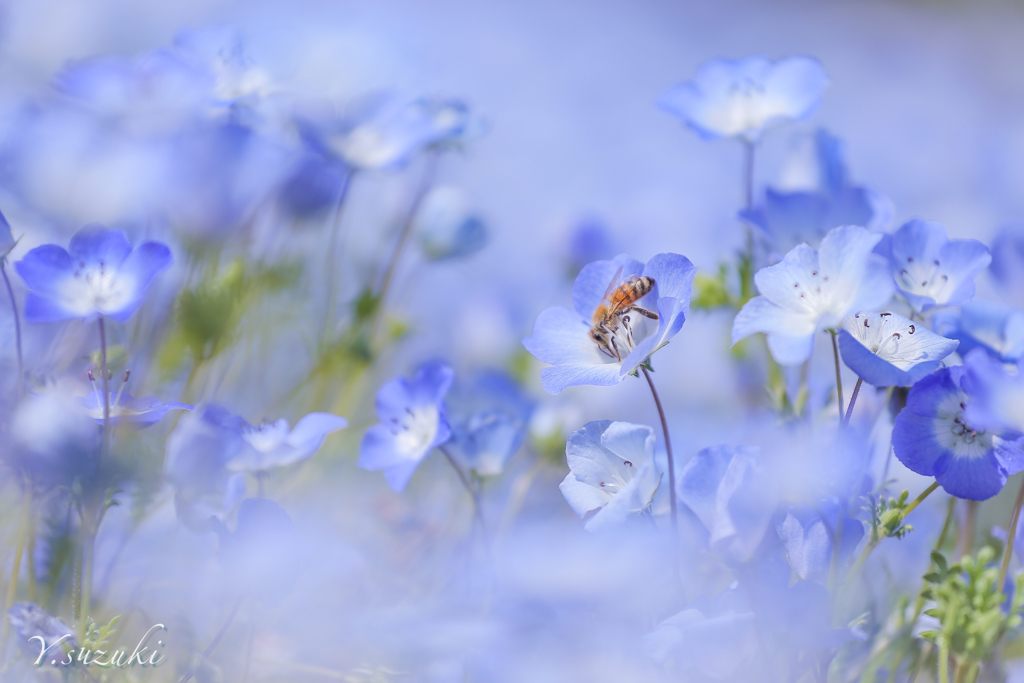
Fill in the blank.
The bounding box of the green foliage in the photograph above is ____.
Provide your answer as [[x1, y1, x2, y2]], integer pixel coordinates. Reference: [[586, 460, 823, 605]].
[[866, 490, 916, 542], [691, 265, 733, 311], [919, 548, 1024, 666], [82, 615, 120, 651]]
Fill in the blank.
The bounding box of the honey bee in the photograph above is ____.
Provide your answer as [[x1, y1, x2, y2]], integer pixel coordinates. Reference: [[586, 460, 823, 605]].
[[590, 268, 659, 360]]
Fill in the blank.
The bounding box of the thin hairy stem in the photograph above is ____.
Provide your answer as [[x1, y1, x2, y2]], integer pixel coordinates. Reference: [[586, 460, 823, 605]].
[[320, 169, 355, 344], [0, 487, 30, 652], [843, 378, 863, 427], [831, 331, 844, 419], [439, 445, 487, 538], [914, 496, 957, 619], [962, 500, 978, 561], [642, 366, 680, 548], [998, 475, 1024, 592], [2, 262, 23, 398], [178, 596, 244, 683]]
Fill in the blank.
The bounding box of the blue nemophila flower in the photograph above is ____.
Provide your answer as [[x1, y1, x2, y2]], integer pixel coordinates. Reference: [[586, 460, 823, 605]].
[[414, 186, 488, 261], [658, 55, 829, 143], [732, 225, 893, 365], [892, 366, 1024, 500], [838, 311, 958, 387], [742, 129, 890, 258], [7, 391, 100, 487], [962, 348, 1024, 435], [165, 403, 247, 531], [775, 499, 863, 582], [227, 412, 348, 472], [444, 370, 534, 477], [559, 421, 662, 532], [934, 301, 1024, 364], [6, 602, 75, 662], [677, 445, 777, 563], [357, 361, 454, 492], [878, 219, 991, 313], [522, 252, 696, 394], [80, 372, 190, 428], [15, 224, 171, 323]]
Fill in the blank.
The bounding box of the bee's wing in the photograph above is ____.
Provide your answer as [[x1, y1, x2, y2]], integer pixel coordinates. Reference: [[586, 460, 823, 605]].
[[600, 265, 624, 304]]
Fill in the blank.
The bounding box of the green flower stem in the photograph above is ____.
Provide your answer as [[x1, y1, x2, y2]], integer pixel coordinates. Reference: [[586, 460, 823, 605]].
[[843, 378, 863, 427], [830, 330, 844, 420], [914, 496, 958, 619], [848, 482, 940, 586], [998, 475, 1024, 593], [0, 486, 31, 654], [642, 366, 678, 542]]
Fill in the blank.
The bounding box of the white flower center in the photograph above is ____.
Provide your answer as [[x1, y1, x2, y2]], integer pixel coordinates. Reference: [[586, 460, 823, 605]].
[[242, 420, 290, 453], [723, 78, 770, 136], [898, 255, 951, 300], [391, 406, 439, 456], [61, 260, 135, 317], [932, 391, 992, 458]]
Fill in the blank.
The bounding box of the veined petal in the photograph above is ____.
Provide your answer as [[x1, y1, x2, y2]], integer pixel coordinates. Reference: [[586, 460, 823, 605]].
[[935, 450, 1006, 501], [67, 224, 132, 268], [540, 364, 623, 394], [15, 245, 74, 298], [847, 254, 895, 313], [892, 410, 947, 477], [560, 472, 612, 518], [585, 464, 661, 532], [731, 296, 815, 344], [816, 225, 883, 305], [642, 252, 696, 308], [765, 332, 816, 366], [752, 244, 820, 310], [571, 254, 645, 321], [523, 306, 608, 366], [23, 293, 82, 323]]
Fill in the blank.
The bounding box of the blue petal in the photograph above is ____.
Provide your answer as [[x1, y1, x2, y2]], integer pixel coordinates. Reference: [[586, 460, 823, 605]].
[[103, 241, 173, 322], [620, 294, 684, 376], [383, 460, 423, 492], [677, 445, 736, 532], [643, 252, 697, 308], [409, 360, 455, 407], [936, 238, 992, 308], [523, 306, 607, 366], [22, 293, 80, 323], [892, 410, 947, 477], [15, 245, 73, 298], [571, 254, 645, 321], [838, 329, 912, 387], [540, 363, 622, 395], [995, 437, 1024, 477], [764, 56, 830, 123], [67, 224, 132, 268], [357, 424, 425, 472], [766, 332, 816, 366], [287, 412, 348, 453], [936, 450, 1006, 501], [731, 296, 815, 344]]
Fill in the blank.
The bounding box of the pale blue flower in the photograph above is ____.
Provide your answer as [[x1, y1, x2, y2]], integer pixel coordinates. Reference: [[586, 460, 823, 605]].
[[559, 420, 662, 532], [227, 412, 348, 472], [676, 445, 777, 563], [15, 224, 171, 323], [658, 55, 829, 142], [80, 374, 190, 428], [214, 498, 300, 605], [962, 348, 1024, 435], [6, 602, 75, 661], [933, 301, 1024, 363], [892, 366, 1024, 500], [878, 219, 991, 313], [7, 391, 100, 487], [444, 370, 534, 477], [838, 311, 958, 387], [414, 186, 488, 261], [732, 225, 893, 365], [990, 224, 1024, 309], [775, 499, 863, 582], [742, 129, 891, 257], [523, 252, 696, 394], [357, 361, 454, 492]]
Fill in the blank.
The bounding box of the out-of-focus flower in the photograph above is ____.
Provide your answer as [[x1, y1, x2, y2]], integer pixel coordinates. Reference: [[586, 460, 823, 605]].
[[80, 374, 190, 428], [15, 224, 171, 323], [214, 498, 300, 605], [676, 445, 777, 563], [775, 499, 863, 582], [7, 391, 100, 486], [523, 252, 696, 394], [990, 224, 1024, 309], [564, 217, 616, 276], [933, 301, 1024, 363], [559, 420, 662, 532], [0, 207, 15, 255], [227, 412, 347, 472], [326, 97, 483, 171], [838, 311, 958, 387], [732, 225, 893, 365], [165, 403, 247, 531], [962, 348, 1024, 434], [444, 370, 534, 477], [878, 219, 991, 314], [6, 602, 75, 661], [357, 361, 454, 492], [658, 55, 829, 143], [645, 607, 758, 676], [892, 366, 1024, 500], [414, 186, 488, 261], [742, 129, 890, 257]]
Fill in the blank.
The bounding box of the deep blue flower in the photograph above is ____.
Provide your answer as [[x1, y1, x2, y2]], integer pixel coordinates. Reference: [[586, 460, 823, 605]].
[[15, 224, 171, 323], [523, 252, 696, 394], [164, 403, 247, 531], [933, 301, 1024, 364], [732, 225, 893, 365], [742, 129, 890, 258], [775, 499, 864, 582], [676, 445, 777, 562], [878, 219, 991, 313], [357, 361, 454, 492], [559, 421, 662, 532], [414, 186, 489, 261], [838, 311, 958, 387], [892, 366, 1024, 500], [658, 55, 829, 142], [443, 370, 534, 477], [227, 412, 348, 472]]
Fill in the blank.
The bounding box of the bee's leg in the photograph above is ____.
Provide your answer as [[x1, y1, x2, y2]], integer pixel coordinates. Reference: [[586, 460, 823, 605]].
[[622, 305, 659, 321]]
